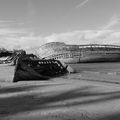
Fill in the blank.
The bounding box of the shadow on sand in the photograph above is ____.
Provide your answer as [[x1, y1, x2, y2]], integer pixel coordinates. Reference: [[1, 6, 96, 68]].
[[0, 83, 65, 94], [0, 84, 120, 119]]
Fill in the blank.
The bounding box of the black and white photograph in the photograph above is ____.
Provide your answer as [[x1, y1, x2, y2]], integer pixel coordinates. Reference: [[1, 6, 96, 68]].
[[0, 0, 120, 119]]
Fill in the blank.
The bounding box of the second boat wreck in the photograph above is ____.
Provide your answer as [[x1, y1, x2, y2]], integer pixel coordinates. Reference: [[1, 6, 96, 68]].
[[37, 42, 120, 63]]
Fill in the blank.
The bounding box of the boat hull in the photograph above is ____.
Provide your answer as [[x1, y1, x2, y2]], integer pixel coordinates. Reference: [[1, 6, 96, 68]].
[[58, 53, 120, 63], [13, 55, 69, 82], [37, 42, 120, 64]]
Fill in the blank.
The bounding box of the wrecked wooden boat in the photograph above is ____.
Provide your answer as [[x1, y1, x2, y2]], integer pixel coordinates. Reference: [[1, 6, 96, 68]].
[[38, 42, 120, 63], [13, 55, 69, 82]]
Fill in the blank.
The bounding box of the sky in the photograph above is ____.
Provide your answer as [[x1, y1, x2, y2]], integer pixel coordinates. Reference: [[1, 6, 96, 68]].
[[0, 0, 120, 50]]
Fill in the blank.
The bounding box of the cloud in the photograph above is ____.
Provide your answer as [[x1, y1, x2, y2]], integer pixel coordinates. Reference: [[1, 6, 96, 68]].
[[45, 30, 120, 45], [0, 30, 46, 50], [0, 15, 120, 51], [0, 20, 44, 50], [101, 14, 120, 30], [0, 20, 24, 27], [76, 0, 89, 8], [1, 28, 120, 51], [0, 20, 14, 27]]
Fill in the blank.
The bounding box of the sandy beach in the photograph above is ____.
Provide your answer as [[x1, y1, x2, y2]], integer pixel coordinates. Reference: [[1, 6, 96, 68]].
[[0, 63, 120, 120]]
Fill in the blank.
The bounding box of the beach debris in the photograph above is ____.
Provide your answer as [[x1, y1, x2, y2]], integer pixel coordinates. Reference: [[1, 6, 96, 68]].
[[0, 50, 26, 65]]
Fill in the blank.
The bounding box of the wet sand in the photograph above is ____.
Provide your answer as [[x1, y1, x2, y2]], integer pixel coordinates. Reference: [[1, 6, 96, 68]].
[[0, 63, 120, 120]]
